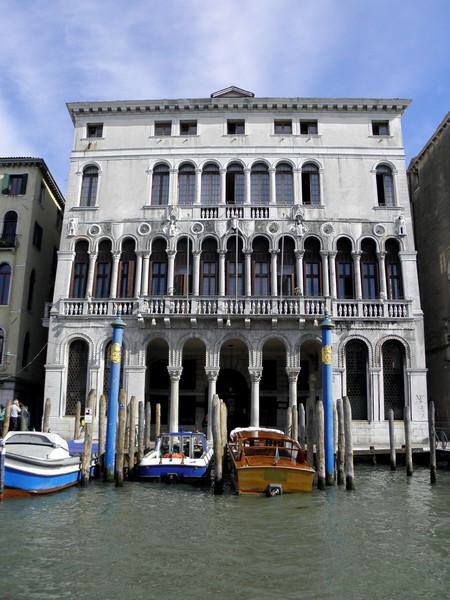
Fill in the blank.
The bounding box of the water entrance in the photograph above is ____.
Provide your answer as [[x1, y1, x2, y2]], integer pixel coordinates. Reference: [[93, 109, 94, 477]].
[[217, 368, 249, 430]]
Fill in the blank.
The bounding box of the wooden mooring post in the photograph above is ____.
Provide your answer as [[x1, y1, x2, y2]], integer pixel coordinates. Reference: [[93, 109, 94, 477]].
[[343, 396, 354, 490], [98, 394, 107, 473], [428, 401, 436, 484], [404, 406, 413, 476], [388, 408, 396, 471], [316, 399, 325, 490], [42, 398, 51, 433], [292, 404, 298, 442], [306, 375, 316, 466], [138, 401, 145, 465], [144, 402, 151, 450], [299, 403, 306, 447], [155, 403, 161, 439], [81, 389, 95, 485], [212, 394, 224, 494], [336, 398, 345, 486], [128, 395, 137, 477], [115, 390, 127, 487], [2, 400, 11, 437], [74, 400, 81, 440], [0, 438, 5, 501]]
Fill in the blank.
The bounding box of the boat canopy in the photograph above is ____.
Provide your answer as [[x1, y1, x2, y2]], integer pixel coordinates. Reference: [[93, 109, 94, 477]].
[[4, 431, 70, 452]]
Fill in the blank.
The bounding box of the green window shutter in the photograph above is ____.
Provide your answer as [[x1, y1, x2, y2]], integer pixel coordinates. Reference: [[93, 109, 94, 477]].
[[20, 174, 28, 195], [1, 174, 10, 194]]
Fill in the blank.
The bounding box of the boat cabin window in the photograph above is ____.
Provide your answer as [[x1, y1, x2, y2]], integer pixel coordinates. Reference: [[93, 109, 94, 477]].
[[158, 434, 204, 458], [5, 434, 54, 447]]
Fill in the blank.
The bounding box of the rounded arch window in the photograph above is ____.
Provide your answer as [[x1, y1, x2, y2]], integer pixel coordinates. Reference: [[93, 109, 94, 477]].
[[376, 164, 394, 206], [71, 240, 89, 298], [302, 163, 320, 205], [118, 238, 136, 298], [0, 262, 12, 304], [151, 164, 169, 206], [336, 238, 354, 299], [251, 162, 269, 205], [150, 238, 168, 296], [276, 163, 293, 205], [383, 340, 405, 419], [178, 163, 196, 205], [201, 237, 218, 296], [304, 237, 322, 296], [94, 240, 112, 298], [80, 166, 99, 207], [201, 163, 220, 205], [2, 210, 18, 245], [361, 239, 379, 299], [66, 339, 89, 415], [226, 162, 245, 205], [346, 340, 368, 420], [385, 239, 403, 299]]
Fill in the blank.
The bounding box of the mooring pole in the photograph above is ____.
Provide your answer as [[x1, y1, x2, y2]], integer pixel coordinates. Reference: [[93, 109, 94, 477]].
[[320, 309, 335, 485], [104, 312, 126, 482], [0, 438, 5, 501]]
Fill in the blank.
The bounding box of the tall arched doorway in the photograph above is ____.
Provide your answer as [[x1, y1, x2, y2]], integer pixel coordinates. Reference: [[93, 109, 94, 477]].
[[218, 338, 250, 430]]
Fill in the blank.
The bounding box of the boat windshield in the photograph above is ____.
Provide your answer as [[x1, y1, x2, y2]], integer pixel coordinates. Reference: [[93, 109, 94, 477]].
[[158, 434, 204, 458], [5, 434, 55, 447], [231, 437, 305, 463]]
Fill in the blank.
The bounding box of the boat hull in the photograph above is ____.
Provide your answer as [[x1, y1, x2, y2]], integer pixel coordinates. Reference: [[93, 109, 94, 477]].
[[137, 462, 211, 481], [4, 455, 81, 494], [232, 465, 315, 494]]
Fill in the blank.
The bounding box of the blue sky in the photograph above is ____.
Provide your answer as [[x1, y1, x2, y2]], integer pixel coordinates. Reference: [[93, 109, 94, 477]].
[[0, 0, 448, 192]]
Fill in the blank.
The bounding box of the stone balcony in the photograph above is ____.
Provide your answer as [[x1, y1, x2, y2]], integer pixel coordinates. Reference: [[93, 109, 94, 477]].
[[54, 296, 412, 322]]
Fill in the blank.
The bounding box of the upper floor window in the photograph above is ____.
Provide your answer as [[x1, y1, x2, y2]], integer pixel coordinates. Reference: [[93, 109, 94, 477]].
[[94, 240, 112, 298], [275, 163, 293, 205], [274, 120, 292, 134], [80, 166, 99, 207], [336, 238, 354, 299], [376, 165, 395, 207], [227, 120, 245, 135], [361, 239, 379, 299], [304, 237, 322, 297], [1, 211, 17, 246], [70, 240, 89, 298], [87, 123, 103, 138], [201, 163, 220, 205], [155, 121, 172, 136], [300, 120, 318, 135], [0, 263, 11, 304], [302, 163, 320, 205], [385, 239, 403, 300], [178, 163, 196, 205], [151, 164, 169, 206], [33, 222, 43, 251], [226, 163, 245, 205], [180, 120, 197, 136], [150, 239, 168, 296], [201, 238, 218, 296], [1, 173, 28, 195], [251, 162, 269, 205], [118, 238, 136, 298], [372, 121, 390, 136]]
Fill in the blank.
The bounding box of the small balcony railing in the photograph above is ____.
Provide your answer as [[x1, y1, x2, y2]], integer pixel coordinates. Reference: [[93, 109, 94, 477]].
[[57, 296, 412, 320], [0, 236, 16, 249]]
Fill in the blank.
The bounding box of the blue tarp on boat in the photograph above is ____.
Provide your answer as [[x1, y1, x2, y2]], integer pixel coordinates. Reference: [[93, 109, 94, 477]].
[[68, 440, 99, 455]]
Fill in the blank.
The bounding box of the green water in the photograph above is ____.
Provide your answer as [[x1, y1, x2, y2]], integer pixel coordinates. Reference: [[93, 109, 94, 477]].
[[1, 467, 449, 600]]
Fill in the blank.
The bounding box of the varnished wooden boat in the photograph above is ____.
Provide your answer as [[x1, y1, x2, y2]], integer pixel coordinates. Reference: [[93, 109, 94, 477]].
[[228, 428, 315, 495]]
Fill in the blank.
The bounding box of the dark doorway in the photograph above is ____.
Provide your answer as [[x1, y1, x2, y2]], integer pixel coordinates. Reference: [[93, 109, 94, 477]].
[[217, 368, 250, 431]]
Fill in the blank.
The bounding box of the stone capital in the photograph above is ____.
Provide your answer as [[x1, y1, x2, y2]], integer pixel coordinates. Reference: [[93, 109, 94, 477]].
[[248, 368, 263, 383], [294, 250, 304, 259], [285, 367, 300, 383], [167, 366, 183, 381], [352, 251, 362, 260], [204, 368, 220, 382]]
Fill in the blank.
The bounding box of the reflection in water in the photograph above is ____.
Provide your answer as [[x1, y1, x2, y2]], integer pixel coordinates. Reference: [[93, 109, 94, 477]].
[[1, 467, 450, 600]]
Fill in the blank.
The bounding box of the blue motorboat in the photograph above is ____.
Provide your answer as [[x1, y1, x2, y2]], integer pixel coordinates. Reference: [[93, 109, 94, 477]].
[[3, 431, 82, 494], [137, 431, 213, 482]]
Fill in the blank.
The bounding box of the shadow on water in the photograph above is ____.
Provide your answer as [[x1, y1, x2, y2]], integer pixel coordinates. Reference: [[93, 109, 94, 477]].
[[1, 466, 450, 600]]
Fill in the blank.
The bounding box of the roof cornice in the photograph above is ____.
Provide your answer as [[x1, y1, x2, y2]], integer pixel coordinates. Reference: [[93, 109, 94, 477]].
[[67, 96, 411, 124], [0, 157, 65, 207], [408, 111, 450, 172]]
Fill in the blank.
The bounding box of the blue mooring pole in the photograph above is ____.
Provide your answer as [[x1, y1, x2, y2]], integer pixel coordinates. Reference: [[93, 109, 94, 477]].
[[104, 312, 126, 482], [320, 308, 335, 485]]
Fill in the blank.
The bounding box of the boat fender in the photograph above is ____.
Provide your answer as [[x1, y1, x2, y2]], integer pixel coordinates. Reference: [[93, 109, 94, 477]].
[[266, 484, 283, 497]]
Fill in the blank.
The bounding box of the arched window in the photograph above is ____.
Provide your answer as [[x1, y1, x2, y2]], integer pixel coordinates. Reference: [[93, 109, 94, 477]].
[[276, 163, 294, 205], [201, 163, 220, 205], [178, 163, 196, 205], [151, 164, 169, 206], [2, 211, 17, 245], [118, 238, 136, 298], [304, 238, 321, 297], [71, 240, 89, 298], [226, 163, 245, 205], [27, 269, 36, 311], [252, 237, 270, 295], [251, 162, 270, 205], [383, 340, 405, 419], [385, 239, 403, 299], [336, 238, 354, 299], [94, 240, 112, 298], [80, 166, 99, 207], [346, 340, 368, 420], [302, 163, 320, 205], [0, 263, 12, 304], [22, 332, 30, 367], [277, 237, 295, 295], [66, 339, 89, 415], [174, 238, 193, 295], [0, 329, 4, 364], [361, 239, 379, 299], [103, 340, 125, 395], [150, 239, 168, 295], [376, 165, 394, 206], [201, 238, 218, 295], [226, 235, 244, 295]]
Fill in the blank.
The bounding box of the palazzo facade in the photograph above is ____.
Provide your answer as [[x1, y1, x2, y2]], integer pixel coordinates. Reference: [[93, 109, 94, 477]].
[[44, 86, 428, 445]]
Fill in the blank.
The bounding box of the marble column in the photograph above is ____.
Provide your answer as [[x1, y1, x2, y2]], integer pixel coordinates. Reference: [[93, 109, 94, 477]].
[[244, 168, 251, 205], [244, 251, 252, 297], [295, 250, 304, 296], [110, 252, 121, 299], [269, 168, 276, 205], [169, 168, 177, 205], [141, 252, 150, 297], [218, 250, 226, 296], [377, 251, 387, 300], [352, 251, 362, 300], [193, 250, 201, 296], [220, 169, 226, 205], [205, 368, 219, 443], [167, 250, 176, 296], [134, 252, 143, 298], [168, 366, 183, 432], [270, 250, 278, 297], [195, 168, 202, 205], [293, 167, 301, 204], [85, 252, 97, 298], [329, 251, 337, 298], [321, 251, 330, 297], [249, 368, 263, 427], [286, 367, 300, 433]]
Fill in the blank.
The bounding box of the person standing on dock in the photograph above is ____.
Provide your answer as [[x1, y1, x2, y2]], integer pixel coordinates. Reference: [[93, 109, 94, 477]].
[[10, 400, 21, 431]]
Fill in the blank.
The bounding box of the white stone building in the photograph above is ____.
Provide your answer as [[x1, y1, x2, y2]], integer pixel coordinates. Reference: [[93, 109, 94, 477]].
[[44, 86, 428, 446]]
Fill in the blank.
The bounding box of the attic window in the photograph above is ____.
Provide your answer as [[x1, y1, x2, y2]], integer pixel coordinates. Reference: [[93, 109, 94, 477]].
[[300, 120, 318, 135], [227, 120, 245, 134], [372, 121, 390, 136], [274, 120, 292, 134], [87, 123, 103, 138], [180, 120, 197, 135]]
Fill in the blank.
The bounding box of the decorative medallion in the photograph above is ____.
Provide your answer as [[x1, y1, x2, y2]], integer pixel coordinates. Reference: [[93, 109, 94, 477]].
[[88, 224, 101, 236], [267, 222, 279, 234], [321, 222, 334, 236], [321, 344, 332, 365], [110, 343, 121, 364], [373, 223, 386, 237], [137, 222, 151, 236], [191, 222, 204, 235]]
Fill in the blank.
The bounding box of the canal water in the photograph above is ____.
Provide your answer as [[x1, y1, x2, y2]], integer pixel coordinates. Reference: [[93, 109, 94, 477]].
[[1, 466, 449, 600]]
